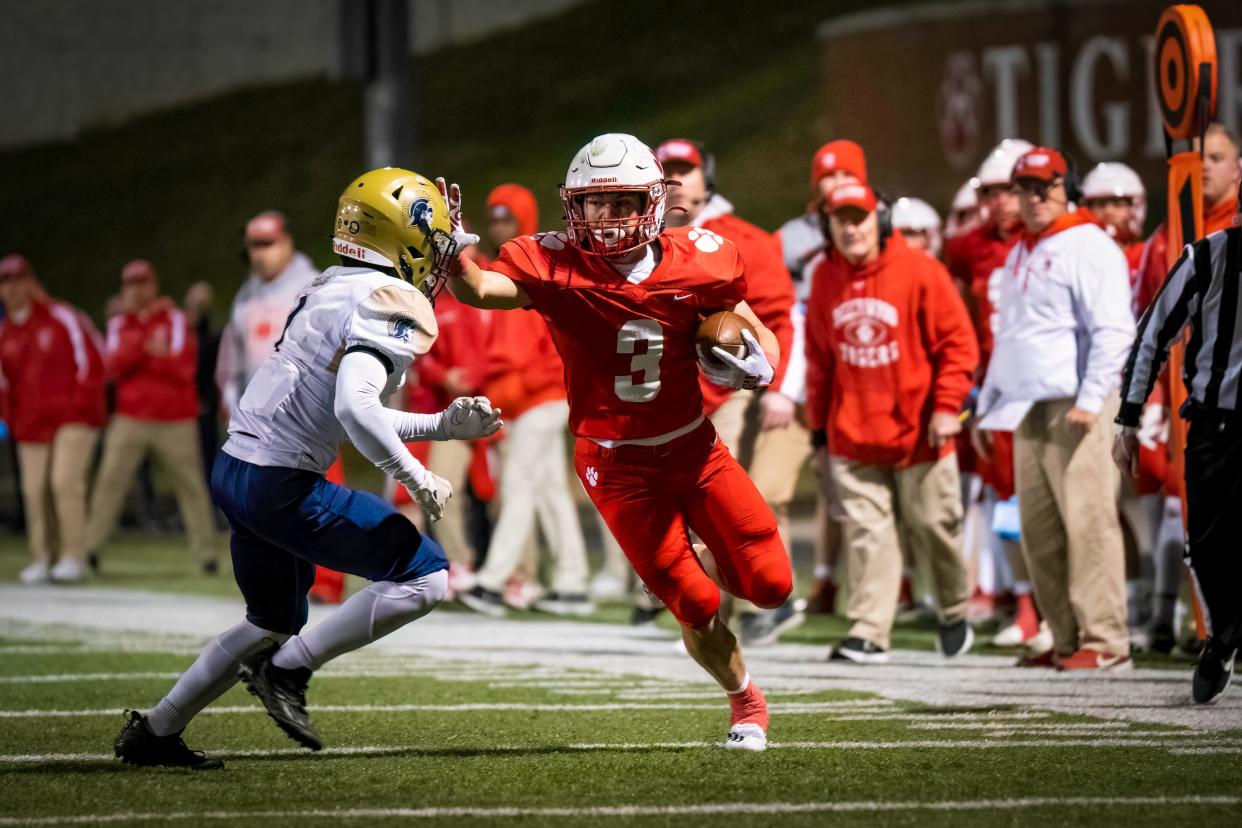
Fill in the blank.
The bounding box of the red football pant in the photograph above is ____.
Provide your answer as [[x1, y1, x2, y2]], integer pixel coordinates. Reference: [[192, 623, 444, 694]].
[[574, 421, 791, 629]]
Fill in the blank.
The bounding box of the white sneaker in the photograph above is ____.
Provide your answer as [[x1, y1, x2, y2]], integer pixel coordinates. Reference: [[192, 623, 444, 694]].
[[589, 571, 627, 601], [1025, 622, 1053, 654], [724, 722, 767, 752], [50, 559, 87, 583], [992, 623, 1027, 647], [19, 561, 51, 585]]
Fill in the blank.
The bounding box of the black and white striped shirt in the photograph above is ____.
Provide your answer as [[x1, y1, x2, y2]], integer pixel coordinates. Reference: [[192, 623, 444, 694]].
[[1118, 225, 1242, 427]]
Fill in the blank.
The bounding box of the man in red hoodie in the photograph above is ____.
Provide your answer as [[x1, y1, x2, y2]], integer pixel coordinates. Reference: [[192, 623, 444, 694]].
[[656, 138, 800, 645], [806, 184, 979, 663], [0, 254, 106, 584], [86, 260, 218, 571]]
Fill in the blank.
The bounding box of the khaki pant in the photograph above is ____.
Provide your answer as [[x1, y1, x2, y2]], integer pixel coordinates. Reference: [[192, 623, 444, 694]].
[[16, 425, 99, 565], [830, 453, 969, 649], [86, 416, 216, 561], [1014, 396, 1128, 656], [477, 401, 588, 595], [426, 437, 475, 567], [710, 389, 814, 613]]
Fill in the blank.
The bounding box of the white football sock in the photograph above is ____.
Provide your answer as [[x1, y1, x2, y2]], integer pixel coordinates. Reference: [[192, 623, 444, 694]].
[[147, 619, 285, 737], [272, 570, 448, 672]]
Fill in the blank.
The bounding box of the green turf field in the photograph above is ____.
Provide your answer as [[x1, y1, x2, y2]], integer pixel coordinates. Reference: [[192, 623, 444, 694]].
[[2, 536, 1241, 826]]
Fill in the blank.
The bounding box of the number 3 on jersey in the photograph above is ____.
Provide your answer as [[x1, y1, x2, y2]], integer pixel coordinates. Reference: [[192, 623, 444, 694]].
[[614, 319, 663, 402]]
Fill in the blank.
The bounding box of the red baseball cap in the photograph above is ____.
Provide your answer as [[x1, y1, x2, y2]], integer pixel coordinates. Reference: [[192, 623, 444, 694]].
[[0, 254, 32, 282], [1011, 148, 1069, 183], [121, 259, 157, 285], [245, 211, 290, 244], [655, 138, 705, 170], [826, 182, 878, 214], [811, 140, 867, 187]]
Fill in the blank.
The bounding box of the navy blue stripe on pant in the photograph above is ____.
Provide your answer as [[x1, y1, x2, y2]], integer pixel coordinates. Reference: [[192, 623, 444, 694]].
[[210, 450, 447, 634]]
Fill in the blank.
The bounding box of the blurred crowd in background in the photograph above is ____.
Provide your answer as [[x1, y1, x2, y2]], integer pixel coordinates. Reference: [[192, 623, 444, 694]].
[[3, 120, 1232, 668]]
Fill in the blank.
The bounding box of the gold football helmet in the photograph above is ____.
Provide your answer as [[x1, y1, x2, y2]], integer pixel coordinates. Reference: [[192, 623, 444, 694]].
[[332, 168, 457, 299]]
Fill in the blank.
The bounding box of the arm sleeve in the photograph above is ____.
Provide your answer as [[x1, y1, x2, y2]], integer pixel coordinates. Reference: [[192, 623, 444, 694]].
[[803, 265, 833, 431], [335, 350, 437, 487], [1117, 245, 1197, 426], [922, 262, 980, 414], [1073, 239, 1139, 415]]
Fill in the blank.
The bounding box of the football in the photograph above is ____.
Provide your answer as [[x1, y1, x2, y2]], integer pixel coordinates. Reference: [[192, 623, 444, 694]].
[[695, 310, 756, 367]]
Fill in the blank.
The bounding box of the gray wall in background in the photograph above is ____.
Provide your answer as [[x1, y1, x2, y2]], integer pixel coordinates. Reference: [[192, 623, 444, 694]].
[[0, 0, 584, 150]]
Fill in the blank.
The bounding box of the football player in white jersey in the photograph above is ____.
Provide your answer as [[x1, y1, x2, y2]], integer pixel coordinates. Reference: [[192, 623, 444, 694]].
[[114, 168, 499, 769]]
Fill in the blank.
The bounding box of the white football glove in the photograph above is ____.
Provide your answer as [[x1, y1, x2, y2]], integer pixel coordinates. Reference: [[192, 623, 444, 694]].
[[406, 470, 453, 523], [435, 177, 481, 251], [700, 329, 774, 390], [440, 396, 503, 440]]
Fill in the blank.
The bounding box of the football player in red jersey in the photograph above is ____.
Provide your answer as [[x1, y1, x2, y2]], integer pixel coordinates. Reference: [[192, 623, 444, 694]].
[[448, 133, 790, 751]]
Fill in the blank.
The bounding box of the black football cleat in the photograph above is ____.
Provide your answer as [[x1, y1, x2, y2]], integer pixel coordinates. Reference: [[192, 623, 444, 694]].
[[1192, 638, 1237, 705], [113, 710, 223, 770], [238, 644, 322, 750]]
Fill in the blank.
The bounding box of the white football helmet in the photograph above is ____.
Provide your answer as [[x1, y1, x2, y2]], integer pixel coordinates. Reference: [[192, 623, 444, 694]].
[[976, 138, 1035, 187], [892, 197, 944, 257], [946, 177, 982, 238], [560, 133, 668, 257], [1082, 162, 1147, 236]]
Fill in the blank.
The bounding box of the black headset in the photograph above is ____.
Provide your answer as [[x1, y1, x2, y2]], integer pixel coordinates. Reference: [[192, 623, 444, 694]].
[[1058, 148, 1083, 204], [815, 187, 895, 251]]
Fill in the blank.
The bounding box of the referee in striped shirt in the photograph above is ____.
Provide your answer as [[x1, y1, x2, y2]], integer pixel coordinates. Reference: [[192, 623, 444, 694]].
[[1114, 206, 1241, 705]]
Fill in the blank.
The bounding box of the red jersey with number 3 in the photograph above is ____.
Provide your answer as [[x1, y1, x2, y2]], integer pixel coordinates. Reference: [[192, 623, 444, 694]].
[[489, 226, 746, 442]]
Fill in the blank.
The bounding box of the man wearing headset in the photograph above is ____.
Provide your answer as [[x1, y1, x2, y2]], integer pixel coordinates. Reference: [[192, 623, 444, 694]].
[[804, 182, 978, 663], [975, 148, 1136, 671]]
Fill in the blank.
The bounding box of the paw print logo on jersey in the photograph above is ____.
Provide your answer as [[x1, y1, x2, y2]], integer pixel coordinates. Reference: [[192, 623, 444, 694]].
[[686, 228, 724, 253], [584, 466, 599, 487], [537, 232, 568, 250]]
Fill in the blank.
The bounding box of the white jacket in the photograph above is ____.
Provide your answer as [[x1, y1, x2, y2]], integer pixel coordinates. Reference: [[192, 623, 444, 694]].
[[216, 251, 319, 411], [980, 220, 1135, 416]]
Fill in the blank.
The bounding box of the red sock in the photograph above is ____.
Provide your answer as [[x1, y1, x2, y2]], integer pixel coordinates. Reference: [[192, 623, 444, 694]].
[[1015, 593, 1039, 639], [728, 681, 769, 730]]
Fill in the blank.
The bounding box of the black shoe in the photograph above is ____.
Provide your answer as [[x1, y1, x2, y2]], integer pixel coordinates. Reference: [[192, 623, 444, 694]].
[[828, 637, 889, 664], [937, 618, 975, 657], [1149, 621, 1176, 655], [533, 591, 594, 617], [458, 585, 507, 618], [630, 606, 664, 627], [113, 710, 223, 770], [1192, 638, 1237, 704], [202, 559, 219, 576], [87, 552, 100, 574], [237, 645, 321, 750]]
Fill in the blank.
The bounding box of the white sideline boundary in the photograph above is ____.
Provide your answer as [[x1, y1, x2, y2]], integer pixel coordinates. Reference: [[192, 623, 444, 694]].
[[0, 795, 1239, 825]]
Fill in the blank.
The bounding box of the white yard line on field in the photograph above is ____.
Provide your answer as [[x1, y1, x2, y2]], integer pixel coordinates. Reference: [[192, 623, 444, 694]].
[[4, 738, 1242, 767], [6, 796, 1234, 825], [0, 700, 992, 719]]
